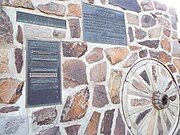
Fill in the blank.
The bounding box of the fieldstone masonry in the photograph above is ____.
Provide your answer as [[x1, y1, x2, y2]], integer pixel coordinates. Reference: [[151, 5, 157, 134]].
[[0, 0, 179, 135]]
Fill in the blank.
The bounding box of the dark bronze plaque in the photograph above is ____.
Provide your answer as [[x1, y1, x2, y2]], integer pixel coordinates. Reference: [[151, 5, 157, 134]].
[[17, 11, 66, 29], [27, 40, 61, 107], [109, 0, 141, 13], [83, 3, 127, 45]]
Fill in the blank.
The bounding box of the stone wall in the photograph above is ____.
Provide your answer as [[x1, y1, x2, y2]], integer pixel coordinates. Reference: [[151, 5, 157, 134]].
[[0, 0, 180, 135]]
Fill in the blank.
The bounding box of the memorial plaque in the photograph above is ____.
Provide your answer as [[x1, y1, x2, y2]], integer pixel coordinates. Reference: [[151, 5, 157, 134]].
[[17, 11, 66, 29], [27, 40, 61, 107], [109, 0, 141, 13], [83, 3, 127, 45]]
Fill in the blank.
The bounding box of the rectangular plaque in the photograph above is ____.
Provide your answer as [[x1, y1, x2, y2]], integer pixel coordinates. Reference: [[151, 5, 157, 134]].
[[27, 40, 61, 107], [83, 3, 127, 45], [17, 11, 66, 29]]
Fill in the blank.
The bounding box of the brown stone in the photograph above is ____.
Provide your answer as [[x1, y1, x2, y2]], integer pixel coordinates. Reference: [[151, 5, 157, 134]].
[[60, 87, 89, 122], [63, 42, 87, 58], [0, 106, 19, 113], [53, 30, 66, 39], [0, 10, 13, 45], [128, 27, 134, 42], [138, 40, 159, 49], [141, 15, 156, 28], [173, 58, 180, 72], [17, 25, 23, 44], [90, 62, 106, 83], [141, 1, 154, 11], [0, 50, 9, 73], [135, 28, 147, 40], [114, 109, 125, 135], [129, 45, 142, 51], [0, 78, 24, 104], [126, 13, 139, 26], [100, 109, 115, 135], [105, 47, 129, 65], [139, 49, 148, 58], [15, 48, 23, 73], [63, 59, 88, 88], [148, 26, 162, 38], [37, 2, 66, 16], [92, 85, 109, 108], [3, 0, 35, 9], [86, 47, 103, 64], [123, 53, 138, 68], [37, 127, 61, 135], [88, 0, 94, 4], [160, 37, 171, 52], [68, 4, 81, 17], [157, 16, 170, 28], [163, 27, 171, 37], [154, 1, 167, 11], [167, 64, 177, 73], [32, 107, 57, 126], [158, 51, 171, 64], [68, 19, 81, 38], [109, 70, 122, 104], [85, 111, 101, 135], [65, 125, 80, 135]]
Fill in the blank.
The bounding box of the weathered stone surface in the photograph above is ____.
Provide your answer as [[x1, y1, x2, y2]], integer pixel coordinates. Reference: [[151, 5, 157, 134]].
[[100, 0, 106, 5], [90, 62, 106, 83], [61, 87, 89, 122], [0, 50, 9, 73], [148, 26, 162, 38], [37, 2, 66, 16], [173, 58, 180, 72], [17, 25, 23, 44], [0, 116, 29, 135], [158, 51, 172, 64], [172, 30, 178, 39], [15, 48, 23, 73], [3, 0, 35, 9], [135, 28, 147, 40], [139, 49, 148, 58], [63, 42, 87, 58], [149, 50, 159, 59], [63, 59, 88, 88], [138, 40, 159, 49], [0, 10, 13, 45], [86, 47, 103, 64], [92, 85, 109, 108], [154, 1, 167, 11], [169, 8, 176, 16], [128, 27, 134, 42], [0, 78, 24, 104], [100, 109, 115, 135], [68, 3, 81, 17], [171, 16, 177, 30], [0, 106, 19, 113], [105, 47, 129, 65], [109, 70, 122, 104], [160, 37, 171, 52], [68, 19, 81, 38], [88, 0, 94, 4], [167, 64, 177, 73], [53, 30, 66, 39], [37, 126, 61, 135], [32, 107, 57, 126], [123, 53, 138, 68], [141, 1, 154, 11], [84, 111, 101, 135], [141, 15, 156, 28], [127, 13, 139, 26], [157, 16, 170, 28], [163, 27, 171, 37], [172, 40, 180, 57], [65, 125, 80, 135], [129, 45, 142, 51], [114, 109, 125, 135]]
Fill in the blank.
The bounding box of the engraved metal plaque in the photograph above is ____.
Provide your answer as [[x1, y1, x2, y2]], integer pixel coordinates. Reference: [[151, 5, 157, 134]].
[[27, 40, 61, 107], [83, 3, 127, 45], [17, 11, 66, 29]]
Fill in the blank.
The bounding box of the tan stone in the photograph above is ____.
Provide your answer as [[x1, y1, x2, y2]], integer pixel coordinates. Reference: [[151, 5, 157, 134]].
[[0, 50, 9, 73], [105, 47, 129, 65], [148, 26, 162, 38], [160, 37, 171, 52], [127, 13, 139, 26], [129, 45, 142, 51], [158, 51, 171, 64], [68, 3, 81, 17], [173, 58, 180, 73], [3, 0, 35, 9], [0, 78, 24, 104], [86, 47, 103, 64], [108, 70, 122, 104]]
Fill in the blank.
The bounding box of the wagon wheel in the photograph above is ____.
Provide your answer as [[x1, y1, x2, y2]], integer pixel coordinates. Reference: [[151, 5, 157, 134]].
[[122, 59, 179, 135]]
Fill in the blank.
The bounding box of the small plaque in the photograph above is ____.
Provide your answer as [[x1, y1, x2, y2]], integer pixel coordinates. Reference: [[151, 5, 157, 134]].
[[17, 11, 66, 29], [83, 3, 127, 45], [27, 40, 61, 107]]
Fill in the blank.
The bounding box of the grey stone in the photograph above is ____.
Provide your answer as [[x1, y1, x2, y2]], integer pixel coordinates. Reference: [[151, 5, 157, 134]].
[[141, 15, 156, 28], [0, 106, 19, 113], [37, 127, 61, 135], [68, 19, 81, 38], [135, 28, 147, 40], [128, 27, 134, 42], [138, 40, 159, 49], [65, 125, 80, 135], [86, 47, 103, 64], [148, 26, 162, 38], [154, 1, 167, 11], [123, 53, 138, 68], [127, 13, 139, 26], [114, 109, 125, 135], [15, 48, 23, 73], [141, 1, 154, 11]]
